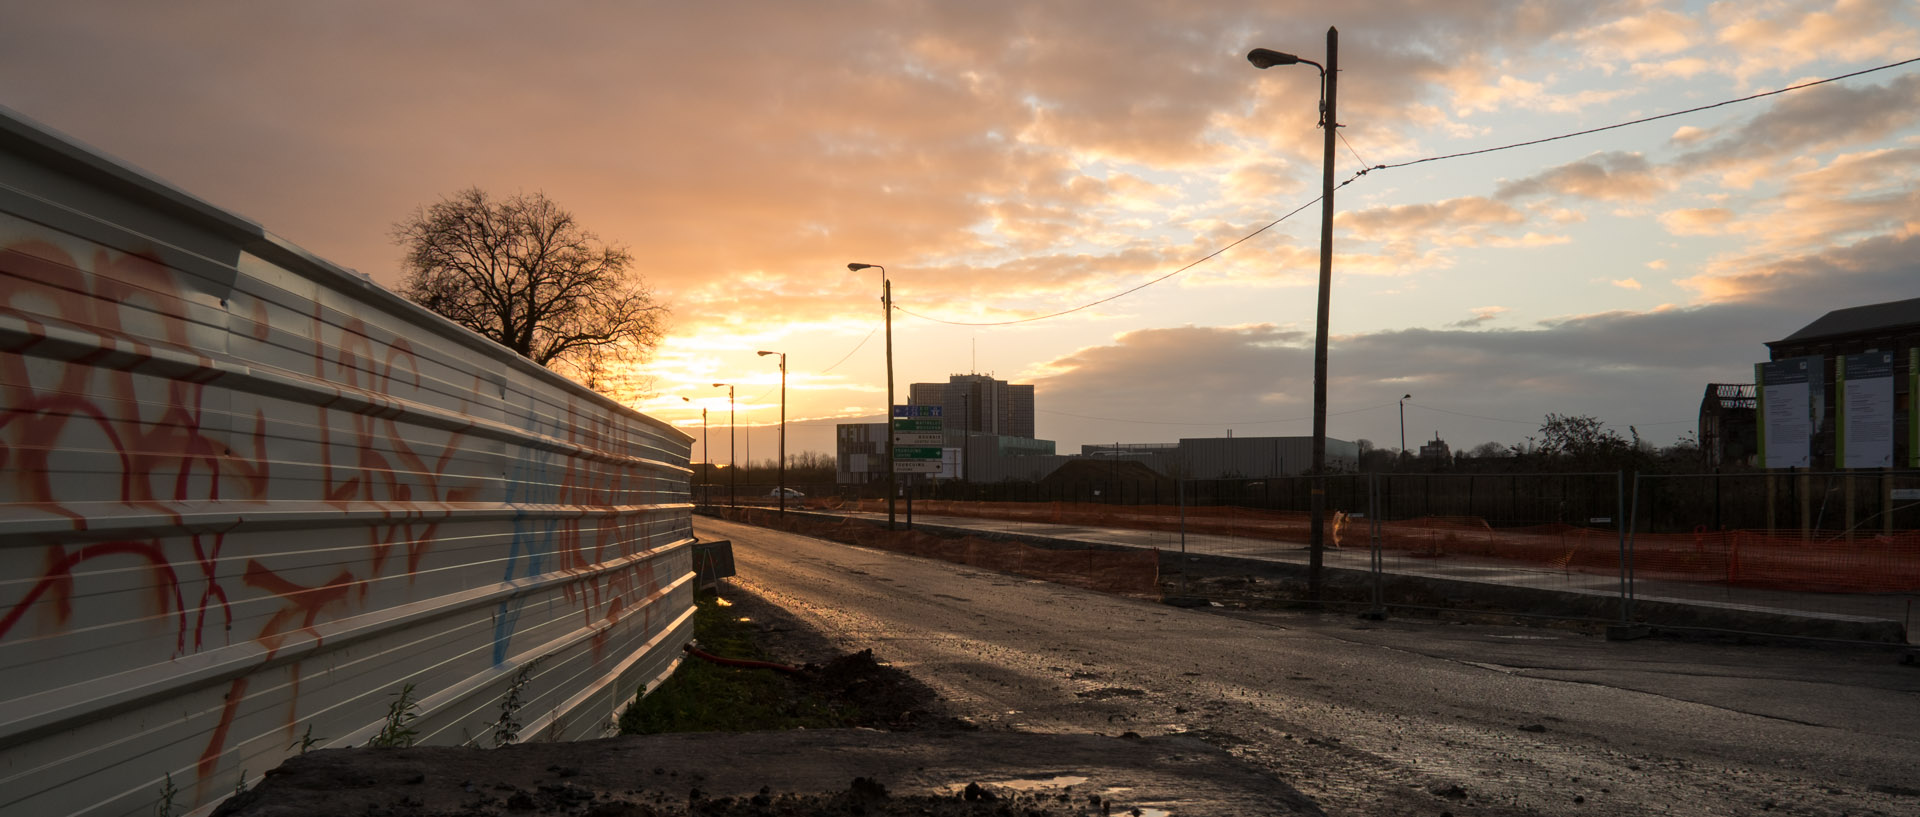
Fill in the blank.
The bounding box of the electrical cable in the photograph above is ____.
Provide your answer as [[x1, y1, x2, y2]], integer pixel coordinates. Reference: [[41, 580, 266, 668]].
[[894, 194, 1324, 326], [819, 324, 878, 374], [890, 55, 1919, 329], [1373, 56, 1920, 171]]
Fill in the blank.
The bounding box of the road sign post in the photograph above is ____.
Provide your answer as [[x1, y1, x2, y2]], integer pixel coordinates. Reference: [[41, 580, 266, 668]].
[[892, 406, 944, 475]]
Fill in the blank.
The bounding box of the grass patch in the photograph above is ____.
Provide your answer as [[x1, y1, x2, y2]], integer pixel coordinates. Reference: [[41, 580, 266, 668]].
[[617, 593, 856, 734]]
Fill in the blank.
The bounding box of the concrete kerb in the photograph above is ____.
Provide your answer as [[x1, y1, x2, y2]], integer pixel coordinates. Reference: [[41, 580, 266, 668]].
[[703, 508, 1908, 645]]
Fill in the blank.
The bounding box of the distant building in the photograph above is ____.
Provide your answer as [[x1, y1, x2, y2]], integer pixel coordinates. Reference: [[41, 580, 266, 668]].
[[908, 374, 1035, 440], [1418, 433, 1451, 461], [1761, 296, 1919, 468], [835, 423, 1058, 484], [1698, 383, 1757, 469]]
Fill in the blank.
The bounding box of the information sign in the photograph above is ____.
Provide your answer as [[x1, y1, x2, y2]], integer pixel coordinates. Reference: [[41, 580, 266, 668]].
[[1756, 357, 1817, 469], [1839, 352, 1895, 469], [893, 432, 942, 446]]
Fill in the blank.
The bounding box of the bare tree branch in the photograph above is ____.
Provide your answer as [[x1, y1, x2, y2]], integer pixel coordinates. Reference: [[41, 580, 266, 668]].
[[393, 188, 668, 393]]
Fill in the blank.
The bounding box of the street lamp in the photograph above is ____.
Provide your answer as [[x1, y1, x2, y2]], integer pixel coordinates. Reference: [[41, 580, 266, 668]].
[[712, 382, 734, 508], [1400, 394, 1412, 467], [758, 350, 787, 515], [1249, 27, 1339, 602], [847, 262, 896, 530], [682, 397, 709, 506]]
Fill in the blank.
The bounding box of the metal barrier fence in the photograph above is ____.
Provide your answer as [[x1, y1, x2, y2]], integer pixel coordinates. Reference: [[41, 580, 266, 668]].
[[0, 108, 696, 817], [796, 471, 1916, 643], [1624, 472, 1920, 638]]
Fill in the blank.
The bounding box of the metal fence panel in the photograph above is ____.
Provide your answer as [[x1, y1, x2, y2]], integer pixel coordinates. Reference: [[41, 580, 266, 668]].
[[0, 109, 695, 817]]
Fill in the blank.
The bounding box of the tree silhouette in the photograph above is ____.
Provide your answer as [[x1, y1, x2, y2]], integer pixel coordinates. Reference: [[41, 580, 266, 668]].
[[394, 188, 667, 383]]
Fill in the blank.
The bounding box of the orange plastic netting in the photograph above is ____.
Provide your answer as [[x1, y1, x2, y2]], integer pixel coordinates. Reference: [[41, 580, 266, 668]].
[[822, 499, 1920, 594]]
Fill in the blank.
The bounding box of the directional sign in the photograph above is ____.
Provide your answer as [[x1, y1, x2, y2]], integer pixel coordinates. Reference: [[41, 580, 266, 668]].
[[894, 432, 942, 446], [893, 446, 942, 460], [892, 418, 943, 431], [893, 460, 942, 474], [892, 405, 943, 418]]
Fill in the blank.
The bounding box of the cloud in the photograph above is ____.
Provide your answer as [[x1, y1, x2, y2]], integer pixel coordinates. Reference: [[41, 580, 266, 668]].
[[1677, 231, 1920, 306], [1677, 73, 1920, 174], [1632, 56, 1714, 80], [1659, 207, 1736, 235], [1612, 278, 1643, 290], [1448, 306, 1509, 328], [1572, 5, 1699, 61], [1338, 197, 1526, 242], [1495, 152, 1667, 202], [1713, 0, 1920, 80]]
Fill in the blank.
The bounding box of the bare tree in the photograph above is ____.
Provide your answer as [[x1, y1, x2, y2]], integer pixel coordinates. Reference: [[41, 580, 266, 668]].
[[394, 188, 666, 381]]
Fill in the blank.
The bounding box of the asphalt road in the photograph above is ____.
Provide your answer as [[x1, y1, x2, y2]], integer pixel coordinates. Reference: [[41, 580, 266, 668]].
[[700, 517, 1920, 817]]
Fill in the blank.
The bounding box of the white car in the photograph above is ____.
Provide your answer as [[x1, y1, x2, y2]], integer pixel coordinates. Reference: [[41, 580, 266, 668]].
[[768, 488, 805, 498]]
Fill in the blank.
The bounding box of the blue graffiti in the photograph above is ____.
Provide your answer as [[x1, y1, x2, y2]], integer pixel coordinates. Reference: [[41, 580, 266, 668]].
[[493, 405, 565, 665]]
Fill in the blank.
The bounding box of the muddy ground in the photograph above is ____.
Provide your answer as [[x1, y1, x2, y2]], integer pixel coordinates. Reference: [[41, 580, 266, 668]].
[[213, 588, 1319, 817]]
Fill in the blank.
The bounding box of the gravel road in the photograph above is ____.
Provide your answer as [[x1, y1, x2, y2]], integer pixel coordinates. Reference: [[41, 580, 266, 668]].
[[701, 516, 1920, 817]]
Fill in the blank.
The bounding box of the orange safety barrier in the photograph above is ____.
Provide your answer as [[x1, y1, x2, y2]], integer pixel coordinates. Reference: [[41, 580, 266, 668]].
[[825, 500, 1920, 594]]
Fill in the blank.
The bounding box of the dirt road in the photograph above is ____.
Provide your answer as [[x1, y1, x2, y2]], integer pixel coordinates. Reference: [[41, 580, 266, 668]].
[[703, 517, 1920, 816]]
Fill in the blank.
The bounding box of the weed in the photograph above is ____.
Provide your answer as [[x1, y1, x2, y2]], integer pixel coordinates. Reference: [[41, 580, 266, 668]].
[[154, 772, 177, 817], [492, 662, 538, 747], [234, 769, 248, 798], [290, 723, 322, 754], [367, 683, 420, 748]]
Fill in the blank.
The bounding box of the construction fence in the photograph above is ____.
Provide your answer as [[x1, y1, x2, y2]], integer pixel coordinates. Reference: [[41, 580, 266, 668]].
[[790, 471, 1919, 643], [706, 506, 1161, 599]]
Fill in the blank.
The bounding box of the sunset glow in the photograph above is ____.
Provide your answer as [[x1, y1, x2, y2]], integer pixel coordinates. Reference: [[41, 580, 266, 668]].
[[6, 1, 1917, 463]]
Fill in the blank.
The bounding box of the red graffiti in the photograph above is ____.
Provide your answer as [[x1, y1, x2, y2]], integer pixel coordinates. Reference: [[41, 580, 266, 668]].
[[3, 233, 678, 807]]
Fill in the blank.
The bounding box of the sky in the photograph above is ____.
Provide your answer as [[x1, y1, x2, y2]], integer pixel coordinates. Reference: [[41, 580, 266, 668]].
[[4, 1, 1918, 466]]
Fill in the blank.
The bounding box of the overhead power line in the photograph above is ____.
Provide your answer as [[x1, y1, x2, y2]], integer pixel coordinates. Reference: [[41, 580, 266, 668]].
[[895, 193, 1327, 326], [892, 54, 1920, 329], [1375, 55, 1920, 171]]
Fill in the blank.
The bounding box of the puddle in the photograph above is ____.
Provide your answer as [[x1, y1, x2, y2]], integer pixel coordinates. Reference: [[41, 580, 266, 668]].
[[1487, 634, 1559, 640], [938, 775, 1090, 795]]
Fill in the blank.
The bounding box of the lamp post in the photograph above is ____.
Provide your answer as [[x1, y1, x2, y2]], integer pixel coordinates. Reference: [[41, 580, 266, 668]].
[[847, 262, 895, 530], [1400, 394, 1412, 467], [1249, 27, 1338, 603], [682, 397, 709, 506], [712, 382, 734, 508], [757, 350, 787, 515]]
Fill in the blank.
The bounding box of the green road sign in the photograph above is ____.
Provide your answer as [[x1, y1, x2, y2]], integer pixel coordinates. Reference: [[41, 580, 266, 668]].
[[892, 419, 943, 431], [893, 446, 942, 459]]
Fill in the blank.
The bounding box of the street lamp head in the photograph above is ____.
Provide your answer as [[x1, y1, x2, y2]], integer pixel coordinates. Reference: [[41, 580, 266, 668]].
[[711, 382, 727, 388], [756, 350, 776, 357], [1247, 47, 1323, 73], [847, 262, 877, 272], [1403, 394, 1412, 400], [1246, 48, 1298, 68]]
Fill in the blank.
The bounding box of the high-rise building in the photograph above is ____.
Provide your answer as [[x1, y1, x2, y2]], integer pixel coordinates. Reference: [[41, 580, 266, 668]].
[[909, 374, 1036, 440]]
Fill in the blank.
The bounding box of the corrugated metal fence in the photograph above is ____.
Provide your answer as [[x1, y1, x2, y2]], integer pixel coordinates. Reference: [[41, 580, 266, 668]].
[[0, 107, 696, 816]]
